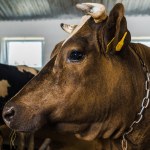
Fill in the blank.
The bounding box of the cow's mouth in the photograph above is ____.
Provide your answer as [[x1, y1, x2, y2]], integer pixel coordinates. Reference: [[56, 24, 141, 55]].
[[3, 109, 47, 133], [6, 118, 46, 133]]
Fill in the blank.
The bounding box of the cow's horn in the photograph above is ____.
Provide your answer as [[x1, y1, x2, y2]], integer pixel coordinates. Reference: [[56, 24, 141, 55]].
[[60, 23, 77, 34], [76, 3, 107, 23]]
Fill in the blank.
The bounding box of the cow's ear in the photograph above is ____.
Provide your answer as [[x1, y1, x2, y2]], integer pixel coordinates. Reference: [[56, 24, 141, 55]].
[[103, 3, 131, 54]]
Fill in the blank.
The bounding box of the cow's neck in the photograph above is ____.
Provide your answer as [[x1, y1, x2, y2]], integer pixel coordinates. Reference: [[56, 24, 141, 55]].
[[95, 110, 150, 150], [95, 44, 150, 150], [117, 44, 150, 149], [123, 44, 150, 148], [126, 108, 150, 147]]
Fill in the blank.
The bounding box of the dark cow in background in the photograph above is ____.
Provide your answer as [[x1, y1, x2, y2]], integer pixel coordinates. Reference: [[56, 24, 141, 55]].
[[3, 3, 150, 150], [0, 64, 38, 123], [0, 64, 38, 149]]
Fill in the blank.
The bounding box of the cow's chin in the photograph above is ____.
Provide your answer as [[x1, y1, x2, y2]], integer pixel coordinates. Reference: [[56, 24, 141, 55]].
[[52, 122, 103, 141]]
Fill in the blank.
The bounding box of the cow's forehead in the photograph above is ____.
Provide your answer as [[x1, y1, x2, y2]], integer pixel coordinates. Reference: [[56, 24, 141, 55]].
[[62, 15, 91, 46]]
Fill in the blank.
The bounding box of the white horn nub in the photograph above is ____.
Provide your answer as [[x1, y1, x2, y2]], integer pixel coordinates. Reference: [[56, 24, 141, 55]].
[[76, 3, 107, 23], [60, 23, 77, 34]]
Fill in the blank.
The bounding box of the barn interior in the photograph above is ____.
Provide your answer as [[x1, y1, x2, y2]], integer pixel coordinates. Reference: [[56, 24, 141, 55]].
[[0, 0, 150, 68], [0, 0, 150, 149]]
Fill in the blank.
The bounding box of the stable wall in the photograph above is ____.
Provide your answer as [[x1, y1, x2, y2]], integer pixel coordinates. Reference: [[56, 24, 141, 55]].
[[0, 16, 150, 66]]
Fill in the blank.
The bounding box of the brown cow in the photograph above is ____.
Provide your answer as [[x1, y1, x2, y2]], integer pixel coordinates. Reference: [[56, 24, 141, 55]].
[[2, 3, 150, 150]]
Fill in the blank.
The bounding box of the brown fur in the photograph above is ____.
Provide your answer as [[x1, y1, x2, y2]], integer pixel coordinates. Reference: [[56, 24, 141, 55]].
[[3, 3, 150, 150]]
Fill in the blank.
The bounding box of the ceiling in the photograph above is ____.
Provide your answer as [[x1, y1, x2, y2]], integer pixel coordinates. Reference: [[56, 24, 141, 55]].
[[0, 0, 150, 21]]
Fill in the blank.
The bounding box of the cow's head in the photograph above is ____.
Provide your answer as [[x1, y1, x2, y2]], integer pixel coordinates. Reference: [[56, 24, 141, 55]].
[[3, 3, 143, 141]]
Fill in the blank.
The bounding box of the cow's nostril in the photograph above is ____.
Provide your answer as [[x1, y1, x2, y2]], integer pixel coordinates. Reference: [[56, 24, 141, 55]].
[[3, 107, 15, 123]]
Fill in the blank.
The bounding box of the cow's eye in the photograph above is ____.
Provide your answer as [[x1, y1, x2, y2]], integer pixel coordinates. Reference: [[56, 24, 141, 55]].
[[68, 50, 85, 62]]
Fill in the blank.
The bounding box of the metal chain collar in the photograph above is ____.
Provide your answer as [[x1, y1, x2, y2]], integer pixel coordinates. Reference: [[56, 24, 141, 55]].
[[121, 49, 150, 150]]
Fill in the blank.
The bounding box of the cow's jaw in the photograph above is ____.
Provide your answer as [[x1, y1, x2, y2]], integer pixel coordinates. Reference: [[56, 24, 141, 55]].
[[46, 121, 103, 141]]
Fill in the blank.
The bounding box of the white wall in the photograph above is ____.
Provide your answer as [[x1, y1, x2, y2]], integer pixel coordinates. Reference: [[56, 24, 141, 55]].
[[0, 19, 80, 66], [0, 16, 150, 65], [127, 16, 150, 37]]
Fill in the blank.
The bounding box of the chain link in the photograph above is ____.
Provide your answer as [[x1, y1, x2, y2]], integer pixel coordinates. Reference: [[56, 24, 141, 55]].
[[121, 50, 150, 150]]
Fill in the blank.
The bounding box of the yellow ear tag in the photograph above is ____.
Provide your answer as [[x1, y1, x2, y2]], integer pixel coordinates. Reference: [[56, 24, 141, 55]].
[[106, 37, 115, 52], [116, 32, 127, 51]]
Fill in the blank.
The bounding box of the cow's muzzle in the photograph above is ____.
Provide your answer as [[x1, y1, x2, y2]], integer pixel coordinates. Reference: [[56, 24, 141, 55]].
[[3, 102, 46, 132], [3, 106, 15, 125]]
